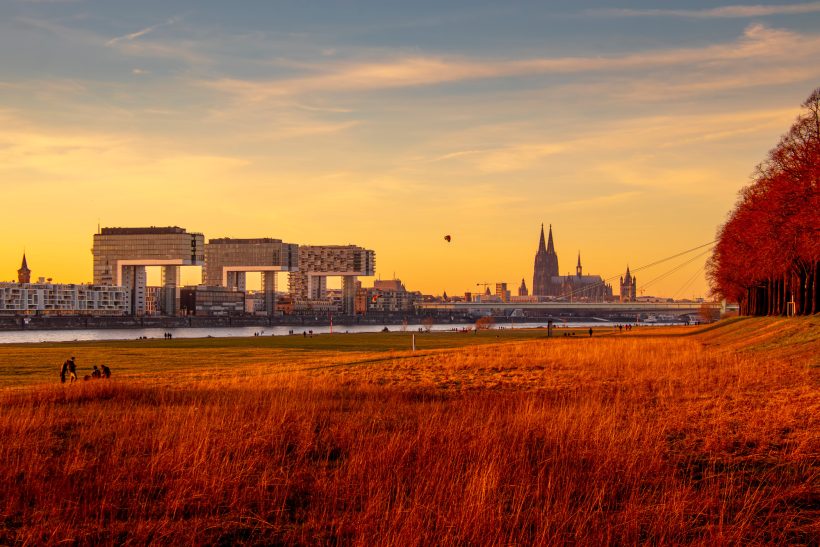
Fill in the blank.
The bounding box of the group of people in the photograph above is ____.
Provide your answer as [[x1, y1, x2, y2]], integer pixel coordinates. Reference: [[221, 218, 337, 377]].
[[59, 356, 111, 384], [616, 324, 635, 332]]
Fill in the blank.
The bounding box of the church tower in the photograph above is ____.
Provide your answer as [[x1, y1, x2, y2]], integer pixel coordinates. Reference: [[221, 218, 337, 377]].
[[518, 278, 528, 297], [17, 253, 31, 284], [533, 224, 559, 296], [619, 266, 637, 302], [576, 252, 582, 277]]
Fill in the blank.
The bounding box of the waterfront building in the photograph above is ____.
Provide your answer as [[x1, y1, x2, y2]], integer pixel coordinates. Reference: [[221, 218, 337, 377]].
[[0, 281, 130, 315], [93, 226, 205, 316], [3, 256, 130, 315], [179, 286, 245, 316], [620, 266, 637, 302], [355, 278, 422, 315], [289, 245, 375, 315], [204, 237, 298, 315]]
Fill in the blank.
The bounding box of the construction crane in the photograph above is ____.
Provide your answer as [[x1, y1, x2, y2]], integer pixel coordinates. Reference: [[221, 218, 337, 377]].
[[476, 282, 491, 295]]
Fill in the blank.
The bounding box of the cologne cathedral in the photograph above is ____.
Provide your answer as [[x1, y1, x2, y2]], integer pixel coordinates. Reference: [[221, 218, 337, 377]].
[[532, 224, 613, 301]]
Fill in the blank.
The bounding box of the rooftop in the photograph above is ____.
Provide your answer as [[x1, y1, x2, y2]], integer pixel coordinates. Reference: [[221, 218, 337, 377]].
[[100, 226, 192, 235]]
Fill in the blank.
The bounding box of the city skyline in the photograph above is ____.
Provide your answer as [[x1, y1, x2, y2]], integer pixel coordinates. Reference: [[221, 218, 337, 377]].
[[2, 1, 819, 296]]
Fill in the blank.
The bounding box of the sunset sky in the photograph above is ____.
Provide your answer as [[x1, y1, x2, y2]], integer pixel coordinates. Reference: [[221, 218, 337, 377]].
[[1, 1, 818, 297]]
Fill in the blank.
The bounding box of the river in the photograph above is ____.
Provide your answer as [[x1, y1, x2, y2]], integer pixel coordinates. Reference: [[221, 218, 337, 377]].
[[0, 320, 664, 344]]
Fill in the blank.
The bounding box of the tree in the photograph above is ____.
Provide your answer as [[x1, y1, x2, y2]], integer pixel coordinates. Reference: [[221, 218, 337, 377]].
[[475, 316, 495, 330], [421, 316, 434, 332], [708, 87, 820, 316]]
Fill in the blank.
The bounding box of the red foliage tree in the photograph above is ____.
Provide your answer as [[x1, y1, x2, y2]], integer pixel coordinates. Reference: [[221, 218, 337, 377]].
[[708, 88, 820, 316]]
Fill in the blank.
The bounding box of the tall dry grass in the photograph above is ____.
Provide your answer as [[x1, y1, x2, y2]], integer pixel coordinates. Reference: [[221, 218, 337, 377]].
[[0, 329, 818, 545]]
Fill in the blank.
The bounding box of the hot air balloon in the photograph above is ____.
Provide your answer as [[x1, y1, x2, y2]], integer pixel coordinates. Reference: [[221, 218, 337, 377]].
[[444, 235, 451, 243]]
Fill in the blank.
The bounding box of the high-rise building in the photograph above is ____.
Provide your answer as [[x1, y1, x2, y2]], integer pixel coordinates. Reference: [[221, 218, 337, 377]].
[[92, 226, 205, 316], [204, 237, 298, 315], [289, 245, 375, 314]]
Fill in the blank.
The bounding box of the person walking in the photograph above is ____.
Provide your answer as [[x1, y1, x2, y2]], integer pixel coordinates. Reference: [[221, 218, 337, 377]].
[[101, 364, 111, 379], [588, 328, 593, 337], [67, 357, 78, 383]]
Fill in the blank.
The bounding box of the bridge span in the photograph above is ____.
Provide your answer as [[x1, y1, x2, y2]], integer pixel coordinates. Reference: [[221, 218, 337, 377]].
[[416, 301, 730, 319]]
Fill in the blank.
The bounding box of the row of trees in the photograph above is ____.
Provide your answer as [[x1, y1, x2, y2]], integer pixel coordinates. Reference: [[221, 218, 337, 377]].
[[708, 88, 819, 316]]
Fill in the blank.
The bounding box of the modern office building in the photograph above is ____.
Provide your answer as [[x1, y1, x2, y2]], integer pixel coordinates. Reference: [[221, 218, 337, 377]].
[[289, 245, 375, 314], [180, 286, 245, 316], [92, 226, 205, 316], [204, 237, 298, 315]]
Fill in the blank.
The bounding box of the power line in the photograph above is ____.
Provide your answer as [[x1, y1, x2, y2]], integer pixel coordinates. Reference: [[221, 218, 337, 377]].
[[641, 248, 713, 291], [672, 264, 706, 300], [558, 240, 716, 299]]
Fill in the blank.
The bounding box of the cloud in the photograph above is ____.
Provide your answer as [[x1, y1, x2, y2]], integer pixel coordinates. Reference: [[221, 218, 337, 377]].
[[435, 143, 567, 173], [204, 24, 820, 99], [105, 17, 180, 47], [587, 2, 820, 18], [421, 107, 798, 175], [548, 191, 643, 212]]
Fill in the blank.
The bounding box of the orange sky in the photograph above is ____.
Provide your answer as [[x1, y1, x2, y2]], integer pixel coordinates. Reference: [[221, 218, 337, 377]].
[[2, 2, 819, 297]]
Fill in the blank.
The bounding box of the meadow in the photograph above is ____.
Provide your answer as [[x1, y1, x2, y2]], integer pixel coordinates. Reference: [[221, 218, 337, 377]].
[[0, 318, 817, 545]]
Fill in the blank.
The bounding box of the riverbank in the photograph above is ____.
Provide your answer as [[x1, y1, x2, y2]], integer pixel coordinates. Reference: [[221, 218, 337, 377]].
[[0, 313, 462, 332]]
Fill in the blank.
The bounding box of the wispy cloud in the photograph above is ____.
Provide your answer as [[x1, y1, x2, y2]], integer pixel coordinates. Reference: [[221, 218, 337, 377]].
[[105, 16, 180, 47], [205, 24, 820, 98], [549, 191, 642, 212], [588, 2, 820, 18]]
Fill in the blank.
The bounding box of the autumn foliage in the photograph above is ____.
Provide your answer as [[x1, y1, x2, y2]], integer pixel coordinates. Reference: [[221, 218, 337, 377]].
[[708, 87, 820, 315]]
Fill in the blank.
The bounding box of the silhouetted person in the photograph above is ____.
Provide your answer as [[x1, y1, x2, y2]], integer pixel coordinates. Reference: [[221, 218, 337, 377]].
[[92, 365, 101, 379], [60, 360, 68, 383], [67, 357, 77, 383], [101, 364, 111, 379], [588, 328, 593, 337]]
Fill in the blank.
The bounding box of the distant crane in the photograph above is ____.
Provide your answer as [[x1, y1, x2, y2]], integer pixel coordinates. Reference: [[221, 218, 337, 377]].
[[476, 282, 491, 295]]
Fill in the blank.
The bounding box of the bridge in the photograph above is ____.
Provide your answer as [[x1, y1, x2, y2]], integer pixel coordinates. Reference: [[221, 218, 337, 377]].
[[416, 301, 731, 320]]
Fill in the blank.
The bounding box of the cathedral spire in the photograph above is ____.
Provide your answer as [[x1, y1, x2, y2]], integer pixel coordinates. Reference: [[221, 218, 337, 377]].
[[537, 223, 547, 253], [546, 224, 555, 254], [576, 251, 582, 277]]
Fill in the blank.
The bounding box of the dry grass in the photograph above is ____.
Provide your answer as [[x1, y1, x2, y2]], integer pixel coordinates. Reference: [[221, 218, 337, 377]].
[[0, 318, 818, 545]]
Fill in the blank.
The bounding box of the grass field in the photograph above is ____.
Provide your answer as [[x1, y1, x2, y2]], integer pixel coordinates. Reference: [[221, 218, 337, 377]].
[[0, 318, 817, 544]]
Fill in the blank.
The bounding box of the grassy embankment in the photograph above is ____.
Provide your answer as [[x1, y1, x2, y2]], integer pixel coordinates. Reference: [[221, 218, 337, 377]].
[[0, 318, 817, 544]]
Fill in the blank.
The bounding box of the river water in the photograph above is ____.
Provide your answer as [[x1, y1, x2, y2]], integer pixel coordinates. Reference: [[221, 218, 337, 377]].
[[0, 320, 662, 344]]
